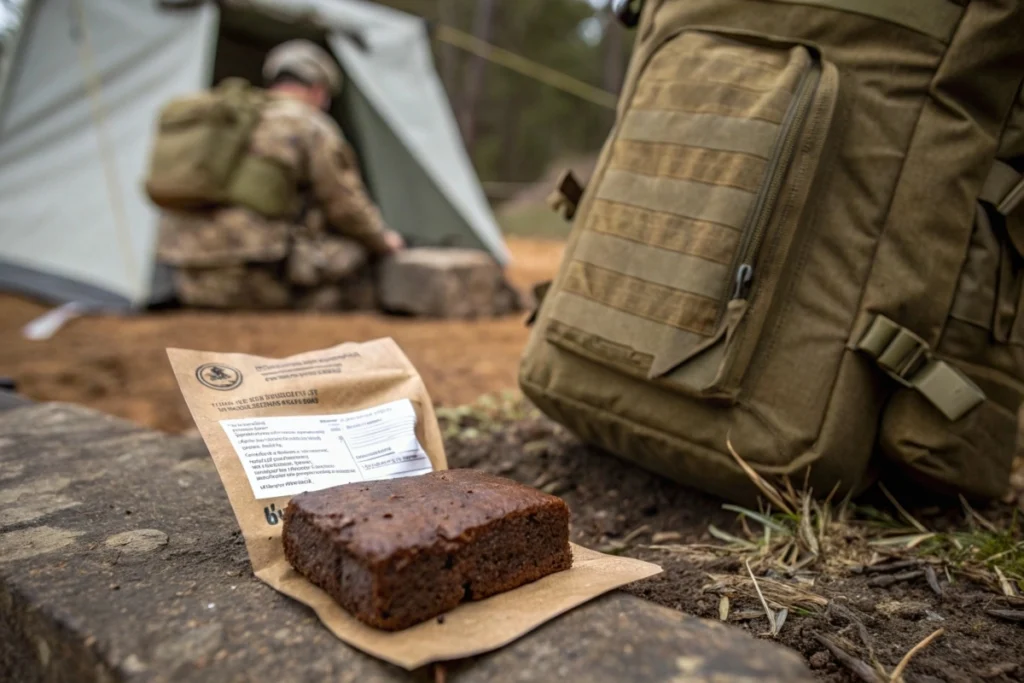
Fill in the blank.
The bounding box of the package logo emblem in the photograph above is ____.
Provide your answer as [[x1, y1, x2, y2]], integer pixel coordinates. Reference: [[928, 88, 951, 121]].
[[196, 363, 243, 391]]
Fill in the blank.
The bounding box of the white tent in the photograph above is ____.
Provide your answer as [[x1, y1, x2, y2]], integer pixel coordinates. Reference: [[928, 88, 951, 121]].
[[0, 0, 510, 310]]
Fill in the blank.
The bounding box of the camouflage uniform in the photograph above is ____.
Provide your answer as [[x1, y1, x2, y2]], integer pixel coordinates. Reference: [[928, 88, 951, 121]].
[[156, 92, 390, 310]]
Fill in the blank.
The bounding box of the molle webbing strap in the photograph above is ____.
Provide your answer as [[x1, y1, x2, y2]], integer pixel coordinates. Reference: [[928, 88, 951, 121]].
[[854, 314, 985, 421]]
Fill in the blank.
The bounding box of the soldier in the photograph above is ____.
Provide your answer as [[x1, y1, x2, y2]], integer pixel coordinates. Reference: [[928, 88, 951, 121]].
[[155, 40, 405, 310]]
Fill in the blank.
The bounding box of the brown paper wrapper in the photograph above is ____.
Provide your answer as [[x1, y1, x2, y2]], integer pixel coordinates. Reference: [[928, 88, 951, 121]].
[[167, 340, 662, 670]]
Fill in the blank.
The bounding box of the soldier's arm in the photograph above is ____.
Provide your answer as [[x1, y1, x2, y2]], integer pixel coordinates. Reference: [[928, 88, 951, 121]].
[[307, 128, 392, 254]]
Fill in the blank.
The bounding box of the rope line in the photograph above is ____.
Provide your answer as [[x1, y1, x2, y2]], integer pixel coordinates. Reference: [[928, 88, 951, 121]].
[[71, 0, 140, 297], [433, 24, 618, 110]]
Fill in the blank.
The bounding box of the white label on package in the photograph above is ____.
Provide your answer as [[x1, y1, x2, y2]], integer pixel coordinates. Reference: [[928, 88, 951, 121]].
[[219, 398, 433, 499]]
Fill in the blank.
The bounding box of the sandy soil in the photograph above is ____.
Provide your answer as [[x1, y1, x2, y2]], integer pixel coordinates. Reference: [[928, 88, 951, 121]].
[[0, 237, 564, 433]]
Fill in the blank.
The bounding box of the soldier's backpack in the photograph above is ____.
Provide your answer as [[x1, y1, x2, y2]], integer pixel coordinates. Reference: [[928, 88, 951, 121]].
[[144, 78, 296, 218], [519, 0, 1024, 504]]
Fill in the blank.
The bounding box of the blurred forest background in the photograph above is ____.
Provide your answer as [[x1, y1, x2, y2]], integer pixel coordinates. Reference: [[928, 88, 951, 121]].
[[383, 0, 636, 234], [385, 0, 634, 197]]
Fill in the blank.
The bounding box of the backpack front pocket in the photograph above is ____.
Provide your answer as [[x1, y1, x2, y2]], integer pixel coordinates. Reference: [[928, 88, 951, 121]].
[[544, 27, 841, 398]]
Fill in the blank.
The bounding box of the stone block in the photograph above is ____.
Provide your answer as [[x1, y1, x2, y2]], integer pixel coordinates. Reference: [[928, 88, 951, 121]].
[[377, 248, 523, 319], [0, 404, 814, 682]]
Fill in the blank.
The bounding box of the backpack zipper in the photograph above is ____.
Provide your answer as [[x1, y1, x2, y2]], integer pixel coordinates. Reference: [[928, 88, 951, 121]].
[[730, 56, 822, 301]]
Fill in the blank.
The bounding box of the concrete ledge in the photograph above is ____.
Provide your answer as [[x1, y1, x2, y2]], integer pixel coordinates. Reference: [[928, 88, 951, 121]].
[[0, 404, 814, 682]]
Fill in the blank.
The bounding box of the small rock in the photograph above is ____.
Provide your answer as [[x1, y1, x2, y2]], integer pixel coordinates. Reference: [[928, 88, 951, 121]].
[[808, 651, 830, 669], [876, 599, 929, 620], [121, 654, 147, 674], [652, 531, 682, 544]]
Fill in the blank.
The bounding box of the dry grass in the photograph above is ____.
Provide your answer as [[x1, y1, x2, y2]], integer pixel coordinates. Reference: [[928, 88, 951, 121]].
[[704, 439, 1024, 596]]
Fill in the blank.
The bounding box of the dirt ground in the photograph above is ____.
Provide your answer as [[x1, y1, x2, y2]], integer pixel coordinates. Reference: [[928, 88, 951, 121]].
[[444, 408, 1024, 683], [3, 234, 1022, 681], [0, 237, 563, 433]]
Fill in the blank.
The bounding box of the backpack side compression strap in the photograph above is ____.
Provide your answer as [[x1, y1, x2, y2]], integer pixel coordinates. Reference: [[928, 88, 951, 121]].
[[852, 314, 986, 421]]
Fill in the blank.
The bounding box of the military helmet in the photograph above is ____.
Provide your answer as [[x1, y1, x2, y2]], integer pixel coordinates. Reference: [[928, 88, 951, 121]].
[[262, 40, 343, 95]]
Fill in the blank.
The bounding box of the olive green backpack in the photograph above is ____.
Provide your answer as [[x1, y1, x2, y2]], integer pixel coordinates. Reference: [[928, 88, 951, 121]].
[[144, 78, 297, 219], [520, 0, 1024, 504]]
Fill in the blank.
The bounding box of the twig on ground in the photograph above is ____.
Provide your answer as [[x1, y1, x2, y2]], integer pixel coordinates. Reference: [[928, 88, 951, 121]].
[[728, 609, 767, 621], [867, 570, 924, 588], [985, 608, 1024, 623], [888, 628, 944, 682], [878, 483, 928, 534], [827, 602, 876, 662], [774, 607, 789, 634], [621, 524, 651, 545], [703, 573, 829, 612], [725, 438, 795, 515], [722, 504, 789, 534], [924, 565, 942, 596], [708, 524, 759, 550], [994, 566, 1018, 597], [746, 560, 779, 636], [863, 559, 919, 575], [868, 533, 936, 548], [800, 494, 821, 557], [814, 634, 883, 683], [959, 494, 998, 533]]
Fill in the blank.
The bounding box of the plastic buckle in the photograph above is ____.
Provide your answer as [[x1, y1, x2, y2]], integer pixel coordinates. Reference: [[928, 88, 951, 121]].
[[856, 315, 926, 386], [855, 314, 985, 420]]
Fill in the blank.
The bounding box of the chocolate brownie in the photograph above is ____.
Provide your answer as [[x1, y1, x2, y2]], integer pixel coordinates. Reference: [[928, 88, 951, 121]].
[[282, 468, 572, 631]]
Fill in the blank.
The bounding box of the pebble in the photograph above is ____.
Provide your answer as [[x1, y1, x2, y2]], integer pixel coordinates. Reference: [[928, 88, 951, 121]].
[[808, 651, 830, 669]]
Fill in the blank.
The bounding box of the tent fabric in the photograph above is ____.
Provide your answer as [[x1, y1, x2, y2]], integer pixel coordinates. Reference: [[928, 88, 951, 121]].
[[0, 0, 218, 308], [0, 0, 508, 310]]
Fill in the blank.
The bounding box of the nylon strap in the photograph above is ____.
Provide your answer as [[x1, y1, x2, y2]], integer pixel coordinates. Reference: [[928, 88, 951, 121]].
[[855, 314, 985, 421], [546, 169, 585, 222], [980, 159, 1024, 216]]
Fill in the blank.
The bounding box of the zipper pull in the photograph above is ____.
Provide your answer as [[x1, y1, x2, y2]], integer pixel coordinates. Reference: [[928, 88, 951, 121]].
[[732, 264, 753, 300]]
